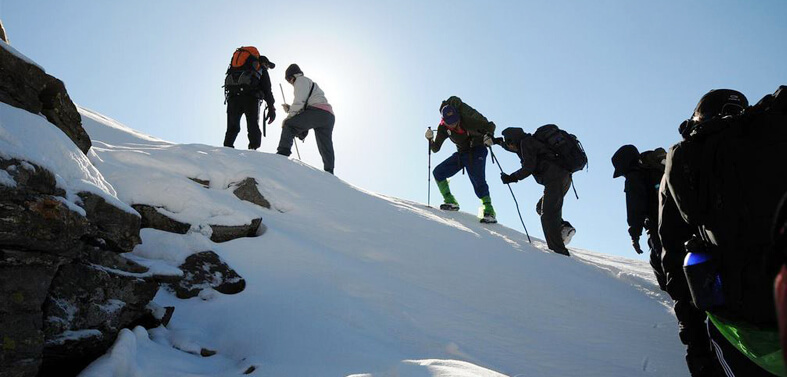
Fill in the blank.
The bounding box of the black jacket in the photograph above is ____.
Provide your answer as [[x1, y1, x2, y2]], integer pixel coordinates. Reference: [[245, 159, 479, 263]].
[[504, 129, 566, 184], [624, 169, 662, 240]]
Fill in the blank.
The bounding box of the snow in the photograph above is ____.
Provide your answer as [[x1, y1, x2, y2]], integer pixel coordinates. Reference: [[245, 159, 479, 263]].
[[48, 329, 103, 346], [0, 169, 16, 187], [0, 102, 135, 216], [70, 106, 689, 377]]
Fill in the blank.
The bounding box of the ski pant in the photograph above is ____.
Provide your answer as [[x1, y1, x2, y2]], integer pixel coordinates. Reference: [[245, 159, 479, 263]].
[[225, 95, 261, 150], [536, 170, 571, 256], [277, 108, 335, 173], [708, 321, 774, 377], [646, 226, 668, 291], [432, 145, 489, 199], [672, 299, 724, 376]]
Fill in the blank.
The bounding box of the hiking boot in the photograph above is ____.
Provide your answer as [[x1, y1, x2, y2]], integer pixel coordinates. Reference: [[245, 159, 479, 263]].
[[561, 221, 576, 245], [480, 196, 496, 223], [440, 203, 460, 211], [480, 213, 497, 224]]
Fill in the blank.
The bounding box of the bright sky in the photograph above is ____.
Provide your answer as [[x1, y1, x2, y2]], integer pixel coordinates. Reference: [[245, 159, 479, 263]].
[[3, 0, 786, 260]]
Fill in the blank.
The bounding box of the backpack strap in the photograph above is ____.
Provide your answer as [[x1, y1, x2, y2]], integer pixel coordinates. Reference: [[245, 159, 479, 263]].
[[304, 82, 315, 109]]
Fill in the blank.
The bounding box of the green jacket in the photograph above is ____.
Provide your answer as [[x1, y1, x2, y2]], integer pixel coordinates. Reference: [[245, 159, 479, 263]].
[[431, 96, 495, 153]]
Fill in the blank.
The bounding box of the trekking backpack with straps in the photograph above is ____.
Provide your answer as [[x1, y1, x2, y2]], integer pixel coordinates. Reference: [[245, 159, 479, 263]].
[[533, 124, 588, 173], [223, 46, 262, 100], [665, 85, 787, 326], [639, 147, 667, 191]]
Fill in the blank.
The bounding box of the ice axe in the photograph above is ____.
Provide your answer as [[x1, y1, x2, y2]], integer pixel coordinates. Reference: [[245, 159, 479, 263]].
[[279, 83, 301, 160]]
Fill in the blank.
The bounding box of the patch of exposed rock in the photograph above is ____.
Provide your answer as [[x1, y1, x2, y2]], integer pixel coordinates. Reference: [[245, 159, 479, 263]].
[[167, 251, 246, 299], [0, 41, 90, 154]]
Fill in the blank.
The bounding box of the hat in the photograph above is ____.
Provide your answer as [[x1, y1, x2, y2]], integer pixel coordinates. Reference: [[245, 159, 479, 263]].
[[285, 64, 303, 81], [441, 105, 460, 125], [501, 127, 526, 151], [259, 55, 275, 69], [611, 144, 640, 178], [692, 89, 748, 122]]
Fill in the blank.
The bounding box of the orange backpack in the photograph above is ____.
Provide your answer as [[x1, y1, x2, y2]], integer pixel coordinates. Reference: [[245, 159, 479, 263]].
[[230, 46, 260, 70]]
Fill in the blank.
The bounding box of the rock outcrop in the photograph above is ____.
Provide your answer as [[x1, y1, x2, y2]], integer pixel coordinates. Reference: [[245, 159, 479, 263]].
[[132, 204, 191, 234], [0, 158, 156, 377], [210, 218, 265, 243], [232, 177, 271, 209], [0, 41, 90, 154], [167, 251, 246, 299]]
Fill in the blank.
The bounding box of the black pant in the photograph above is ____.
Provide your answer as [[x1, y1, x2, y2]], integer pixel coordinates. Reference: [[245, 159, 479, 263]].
[[536, 169, 572, 256], [277, 108, 335, 173], [225, 95, 261, 150]]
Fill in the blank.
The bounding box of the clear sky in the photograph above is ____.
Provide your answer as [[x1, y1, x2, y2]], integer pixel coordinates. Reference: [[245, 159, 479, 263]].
[[3, 0, 786, 260]]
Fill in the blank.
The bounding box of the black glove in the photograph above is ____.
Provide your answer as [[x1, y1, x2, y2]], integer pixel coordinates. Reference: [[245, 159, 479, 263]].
[[632, 237, 644, 254], [500, 173, 517, 184], [493, 137, 504, 145], [265, 107, 276, 124], [297, 129, 309, 141]]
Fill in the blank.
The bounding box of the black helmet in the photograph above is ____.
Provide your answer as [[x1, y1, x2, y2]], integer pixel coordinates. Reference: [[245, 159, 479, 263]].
[[285, 64, 303, 81], [692, 89, 748, 122], [611, 144, 640, 178]]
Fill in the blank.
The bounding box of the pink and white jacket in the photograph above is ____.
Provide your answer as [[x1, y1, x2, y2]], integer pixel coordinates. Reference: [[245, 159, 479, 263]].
[[285, 73, 333, 119]]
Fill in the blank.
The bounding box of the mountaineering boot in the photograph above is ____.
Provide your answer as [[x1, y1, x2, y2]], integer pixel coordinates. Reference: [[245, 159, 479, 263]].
[[561, 221, 576, 245], [480, 196, 497, 224], [437, 180, 460, 211]]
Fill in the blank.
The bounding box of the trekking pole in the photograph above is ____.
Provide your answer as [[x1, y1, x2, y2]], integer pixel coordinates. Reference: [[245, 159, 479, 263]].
[[427, 127, 432, 207], [279, 83, 301, 160], [488, 146, 531, 243], [261, 102, 267, 138]]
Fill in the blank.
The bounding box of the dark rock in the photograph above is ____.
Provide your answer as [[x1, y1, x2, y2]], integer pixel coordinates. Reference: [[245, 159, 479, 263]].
[[0, 158, 64, 196], [168, 251, 245, 299], [188, 177, 210, 188], [42, 262, 159, 337], [0, 191, 89, 257], [39, 330, 106, 377], [40, 260, 159, 375], [232, 177, 271, 209], [78, 192, 141, 253], [131, 204, 190, 234], [244, 366, 257, 375], [83, 246, 147, 274], [209, 218, 264, 243], [0, 250, 63, 377], [0, 249, 64, 313], [200, 348, 217, 357], [0, 44, 90, 154]]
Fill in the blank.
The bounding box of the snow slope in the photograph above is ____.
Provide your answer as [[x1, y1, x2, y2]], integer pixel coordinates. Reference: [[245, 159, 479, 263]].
[[65, 107, 684, 376]]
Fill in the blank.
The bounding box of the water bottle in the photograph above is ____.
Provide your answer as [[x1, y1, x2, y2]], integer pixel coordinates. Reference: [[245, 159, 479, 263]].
[[683, 237, 725, 310]]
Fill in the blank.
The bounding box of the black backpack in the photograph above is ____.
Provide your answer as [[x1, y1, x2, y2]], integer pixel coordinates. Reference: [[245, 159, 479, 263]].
[[223, 48, 261, 99], [665, 85, 787, 325], [533, 124, 588, 173], [640, 148, 666, 190]]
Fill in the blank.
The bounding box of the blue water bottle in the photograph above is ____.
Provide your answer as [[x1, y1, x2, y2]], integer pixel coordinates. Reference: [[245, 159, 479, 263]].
[[683, 237, 725, 310]]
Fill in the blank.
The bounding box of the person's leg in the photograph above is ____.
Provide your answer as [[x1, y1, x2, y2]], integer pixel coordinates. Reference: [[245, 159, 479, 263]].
[[244, 97, 261, 150], [648, 233, 668, 291], [707, 320, 774, 376], [433, 152, 463, 206], [277, 112, 312, 156], [224, 97, 243, 148], [462, 146, 494, 217], [311, 110, 336, 173], [540, 173, 571, 255]]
